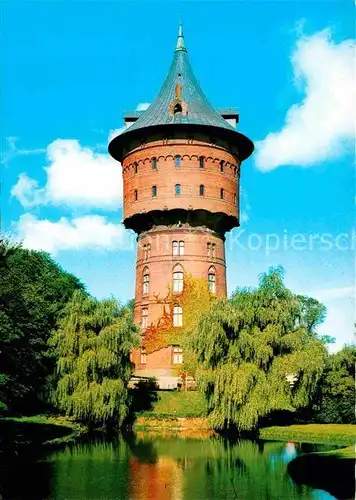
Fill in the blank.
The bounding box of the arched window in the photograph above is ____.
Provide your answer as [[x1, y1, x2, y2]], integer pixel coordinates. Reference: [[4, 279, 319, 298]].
[[152, 157, 157, 170], [212, 243, 216, 258], [175, 155, 181, 167], [220, 188, 224, 199], [173, 271, 184, 293], [143, 268, 149, 295], [134, 162, 138, 174], [207, 242, 211, 257], [173, 305, 183, 327], [199, 184, 205, 196], [175, 184, 181, 195], [143, 244, 147, 260], [199, 156, 204, 168], [142, 308, 148, 329], [179, 241, 184, 255], [208, 267, 216, 294], [134, 189, 138, 201], [152, 185, 157, 197], [220, 160, 224, 172]]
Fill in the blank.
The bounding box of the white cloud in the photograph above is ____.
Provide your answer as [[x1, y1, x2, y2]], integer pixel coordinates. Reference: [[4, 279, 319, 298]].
[[255, 29, 355, 171], [15, 214, 131, 255], [11, 139, 122, 209], [1, 137, 46, 164], [312, 285, 354, 302], [108, 102, 151, 141], [136, 102, 150, 111], [108, 125, 126, 142], [10, 174, 43, 208]]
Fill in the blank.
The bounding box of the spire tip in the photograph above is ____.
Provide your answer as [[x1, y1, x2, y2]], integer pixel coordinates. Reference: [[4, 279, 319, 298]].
[[175, 23, 187, 52]]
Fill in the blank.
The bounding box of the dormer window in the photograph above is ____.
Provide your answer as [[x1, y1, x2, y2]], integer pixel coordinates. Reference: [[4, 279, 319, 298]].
[[174, 103, 182, 114]]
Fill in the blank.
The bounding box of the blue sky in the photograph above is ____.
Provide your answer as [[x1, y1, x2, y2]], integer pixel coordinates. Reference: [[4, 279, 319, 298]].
[[2, 1, 354, 351]]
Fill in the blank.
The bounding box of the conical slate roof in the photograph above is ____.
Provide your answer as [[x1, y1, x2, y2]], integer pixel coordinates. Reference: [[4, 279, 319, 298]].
[[109, 26, 253, 161]]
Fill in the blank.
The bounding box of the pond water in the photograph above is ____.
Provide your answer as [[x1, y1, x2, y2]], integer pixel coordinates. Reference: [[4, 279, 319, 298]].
[[1, 431, 343, 500]]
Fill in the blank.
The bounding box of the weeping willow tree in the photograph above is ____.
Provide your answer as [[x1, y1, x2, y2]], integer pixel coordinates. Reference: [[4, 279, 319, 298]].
[[188, 267, 328, 431], [49, 290, 139, 428]]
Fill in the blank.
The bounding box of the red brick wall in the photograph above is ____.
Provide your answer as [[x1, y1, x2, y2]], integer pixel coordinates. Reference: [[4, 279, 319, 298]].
[[122, 140, 240, 221], [131, 346, 174, 370], [122, 137, 241, 373], [134, 227, 226, 326]]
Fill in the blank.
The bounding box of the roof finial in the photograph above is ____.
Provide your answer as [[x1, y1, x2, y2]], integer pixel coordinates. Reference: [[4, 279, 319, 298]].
[[175, 23, 187, 52]]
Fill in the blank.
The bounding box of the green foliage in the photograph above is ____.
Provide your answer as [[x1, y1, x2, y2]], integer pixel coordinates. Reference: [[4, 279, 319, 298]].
[[0, 237, 84, 414], [143, 275, 213, 358], [296, 295, 327, 337], [260, 424, 355, 446], [312, 345, 356, 424], [189, 267, 327, 431], [138, 391, 208, 419], [49, 291, 139, 427]]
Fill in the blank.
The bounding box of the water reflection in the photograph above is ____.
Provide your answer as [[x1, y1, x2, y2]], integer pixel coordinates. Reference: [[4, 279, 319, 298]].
[[1, 433, 341, 500]]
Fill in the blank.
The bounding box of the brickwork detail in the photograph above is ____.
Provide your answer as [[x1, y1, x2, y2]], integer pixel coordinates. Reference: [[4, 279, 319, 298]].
[[122, 140, 240, 221]]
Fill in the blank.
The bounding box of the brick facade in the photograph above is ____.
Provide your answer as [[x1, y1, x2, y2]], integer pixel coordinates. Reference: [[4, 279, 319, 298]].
[[108, 28, 253, 384], [125, 138, 236, 377], [122, 139, 240, 221], [134, 225, 226, 326]]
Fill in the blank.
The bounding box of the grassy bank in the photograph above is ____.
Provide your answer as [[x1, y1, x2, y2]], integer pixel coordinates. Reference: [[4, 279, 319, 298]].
[[0, 415, 87, 447], [260, 424, 355, 458], [138, 391, 207, 419], [318, 445, 355, 458]]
